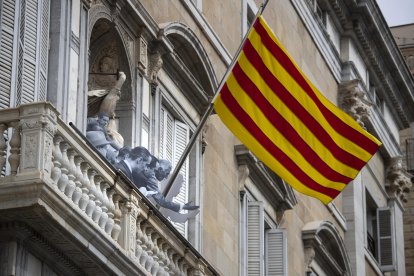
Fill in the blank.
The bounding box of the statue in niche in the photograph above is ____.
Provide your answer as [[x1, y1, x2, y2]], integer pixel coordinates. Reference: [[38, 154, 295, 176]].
[[87, 55, 126, 148]]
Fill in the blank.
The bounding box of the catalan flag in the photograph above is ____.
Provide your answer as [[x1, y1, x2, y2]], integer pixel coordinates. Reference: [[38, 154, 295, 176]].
[[213, 16, 381, 204]]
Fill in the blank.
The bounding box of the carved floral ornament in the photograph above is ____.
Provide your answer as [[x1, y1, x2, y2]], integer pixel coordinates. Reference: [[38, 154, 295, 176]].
[[386, 156, 413, 203], [339, 79, 371, 129]]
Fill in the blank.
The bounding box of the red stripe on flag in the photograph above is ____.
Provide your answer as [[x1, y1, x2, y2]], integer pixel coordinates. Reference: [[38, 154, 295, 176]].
[[253, 19, 379, 154], [242, 40, 367, 170], [219, 84, 341, 198], [232, 63, 353, 183]]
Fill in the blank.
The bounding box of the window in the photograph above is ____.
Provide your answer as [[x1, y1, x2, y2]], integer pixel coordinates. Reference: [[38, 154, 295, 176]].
[[306, 0, 327, 27], [241, 194, 287, 276], [242, 0, 258, 36], [158, 104, 192, 237], [365, 190, 396, 271], [368, 83, 384, 113], [365, 191, 378, 257]]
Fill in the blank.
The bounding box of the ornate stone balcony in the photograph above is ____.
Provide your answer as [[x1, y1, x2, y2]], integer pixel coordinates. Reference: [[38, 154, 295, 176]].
[[0, 102, 216, 275]]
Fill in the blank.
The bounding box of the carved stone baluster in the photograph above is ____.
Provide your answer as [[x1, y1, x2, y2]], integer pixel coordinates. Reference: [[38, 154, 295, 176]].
[[139, 223, 151, 267], [158, 241, 169, 274], [176, 256, 187, 276], [135, 215, 145, 260], [170, 253, 181, 275], [51, 135, 63, 185], [78, 162, 91, 212], [105, 188, 115, 235], [64, 148, 77, 199], [166, 249, 176, 273], [8, 121, 21, 176], [92, 175, 103, 224], [57, 142, 70, 193], [85, 169, 97, 217], [144, 227, 156, 272], [98, 181, 110, 229], [111, 194, 122, 241], [72, 156, 84, 206], [150, 233, 161, 275], [180, 261, 189, 276], [0, 123, 7, 172]]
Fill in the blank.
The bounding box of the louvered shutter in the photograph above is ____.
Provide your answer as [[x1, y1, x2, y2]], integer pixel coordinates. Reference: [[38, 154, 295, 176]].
[[16, 0, 49, 105], [159, 107, 190, 237], [247, 201, 264, 276], [265, 229, 287, 276], [377, 207, 396, 271], [37, 0, 49, 101], [171, 120, 189, 236], [0, 0, 16, 108], [160, 107, 174, 162], [20, 0, 37, 104]]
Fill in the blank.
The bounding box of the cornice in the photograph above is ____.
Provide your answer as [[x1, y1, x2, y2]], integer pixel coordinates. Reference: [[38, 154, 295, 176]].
[[352, 18, 410, 128], [350, 0, 414, 125]]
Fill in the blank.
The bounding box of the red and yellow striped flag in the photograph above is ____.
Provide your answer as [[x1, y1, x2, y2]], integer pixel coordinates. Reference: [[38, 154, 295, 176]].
[[213, 16, 381, 204]]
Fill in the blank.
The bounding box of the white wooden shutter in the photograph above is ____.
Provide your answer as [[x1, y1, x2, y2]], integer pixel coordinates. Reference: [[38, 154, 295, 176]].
[[247, 201, 264, 276], [20, 0, 38, 104], [159, 107, 190, 237], [265, 229, 287, 276], [171, 120, 189, 236], [377, 207, 396, 271], [0, 0, 17, 108], [15, 0, 49, 105], [37, 0, 49, 101], [160, 107, 174, 162]]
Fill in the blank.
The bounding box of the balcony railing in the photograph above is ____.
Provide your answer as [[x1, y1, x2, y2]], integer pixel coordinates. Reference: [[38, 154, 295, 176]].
[[0, 102, 216, 275]]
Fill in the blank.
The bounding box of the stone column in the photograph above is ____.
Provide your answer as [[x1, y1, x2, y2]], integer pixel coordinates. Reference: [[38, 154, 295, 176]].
[[343, 173, 366, 276], [18, 102, 59, 177]]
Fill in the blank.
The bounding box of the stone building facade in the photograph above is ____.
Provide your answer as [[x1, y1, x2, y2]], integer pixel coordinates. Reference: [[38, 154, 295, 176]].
[[390, 23, 414, 276], [0, 0, 413, 275]]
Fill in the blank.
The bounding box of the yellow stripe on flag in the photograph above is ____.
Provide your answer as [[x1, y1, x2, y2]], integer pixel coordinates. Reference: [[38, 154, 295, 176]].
[[215, 95, 334, 204]]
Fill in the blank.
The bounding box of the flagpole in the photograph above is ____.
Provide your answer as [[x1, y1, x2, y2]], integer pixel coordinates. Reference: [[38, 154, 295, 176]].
[[162, 0, 269, 197]]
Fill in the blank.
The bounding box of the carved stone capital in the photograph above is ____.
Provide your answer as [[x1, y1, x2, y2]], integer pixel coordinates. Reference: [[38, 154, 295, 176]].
[[20, 102, 58, 135], [386, 156, 413, 202], [339, 79, 371, 129]]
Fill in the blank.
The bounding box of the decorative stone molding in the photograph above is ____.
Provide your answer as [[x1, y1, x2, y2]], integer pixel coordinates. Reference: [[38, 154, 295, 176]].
[[19, 102, 58, 174], [339, 79, 371, 129], [386, 156, 413, 203], [137, 36, 148, 72], [304, 245, 316, 272], [302, 221, 352, 276], [147, 47, 163, 85]]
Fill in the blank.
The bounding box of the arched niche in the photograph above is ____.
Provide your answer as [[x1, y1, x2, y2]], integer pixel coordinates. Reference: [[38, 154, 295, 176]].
[[160, 22, 218, 112], [88, 18, 132, 102], [87, 11, 135, 146], [302, 220, 352, 276]]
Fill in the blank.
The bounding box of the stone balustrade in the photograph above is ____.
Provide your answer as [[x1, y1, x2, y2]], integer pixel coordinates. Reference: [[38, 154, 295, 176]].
[[0, 102, 215, 276]]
